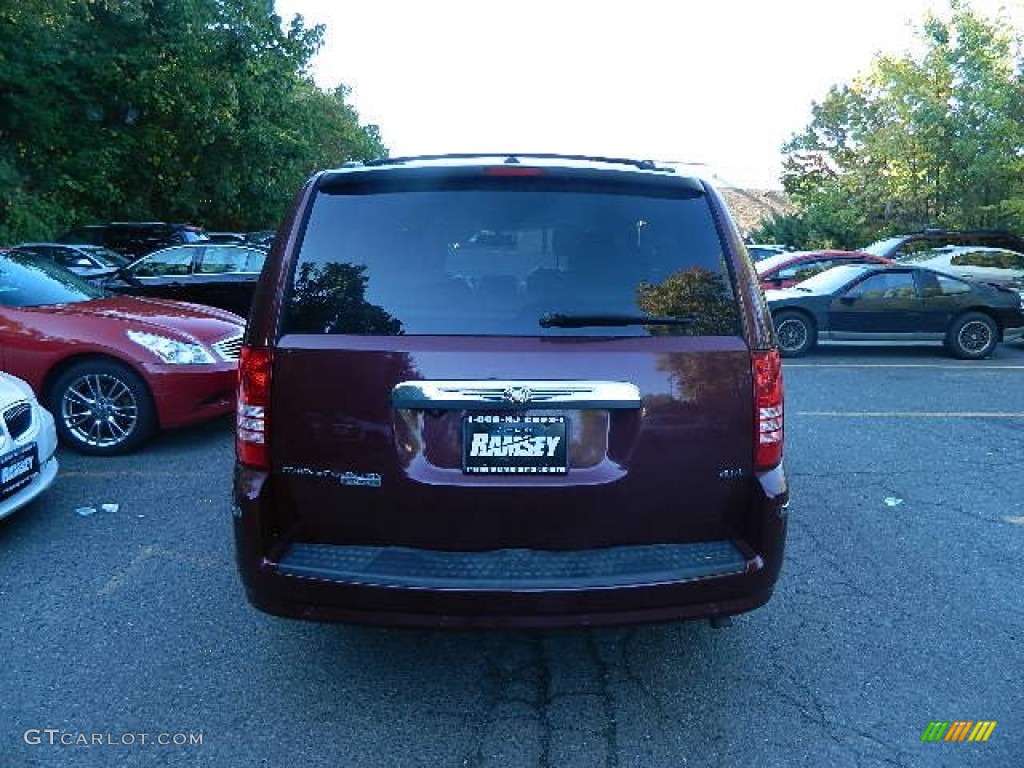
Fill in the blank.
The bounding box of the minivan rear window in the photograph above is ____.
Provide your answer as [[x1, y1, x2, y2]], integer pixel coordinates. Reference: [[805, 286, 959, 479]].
[[284, 177, 740, 337]]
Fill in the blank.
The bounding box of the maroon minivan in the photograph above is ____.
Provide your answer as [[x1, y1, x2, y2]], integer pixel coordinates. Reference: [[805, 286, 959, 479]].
[[234, 154, 788, 628]]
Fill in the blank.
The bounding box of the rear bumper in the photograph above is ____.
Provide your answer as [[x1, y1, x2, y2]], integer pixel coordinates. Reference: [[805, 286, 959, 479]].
[[242, 581, 779, 630], [233, 463, 789, 629]]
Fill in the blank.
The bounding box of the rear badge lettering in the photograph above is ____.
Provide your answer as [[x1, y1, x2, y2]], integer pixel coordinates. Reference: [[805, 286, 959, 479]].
[[282, 466, 382, 487], [337, 472, 383, 487]]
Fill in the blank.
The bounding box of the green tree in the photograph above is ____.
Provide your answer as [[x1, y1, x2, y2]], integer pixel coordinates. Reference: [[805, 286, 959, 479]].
[[636, 268, 740, 336], [764, 1, 1024, 249], [0, 0, 386, 243]]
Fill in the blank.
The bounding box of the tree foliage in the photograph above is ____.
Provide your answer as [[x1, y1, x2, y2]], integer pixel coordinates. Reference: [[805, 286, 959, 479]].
[[755, 1, 1024, 249], [0, 0, 386, 242]]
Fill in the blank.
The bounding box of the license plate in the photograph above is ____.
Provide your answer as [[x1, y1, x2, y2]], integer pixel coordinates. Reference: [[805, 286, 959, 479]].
[[462, 415, 568, 474], [0, 443, 38, 498]]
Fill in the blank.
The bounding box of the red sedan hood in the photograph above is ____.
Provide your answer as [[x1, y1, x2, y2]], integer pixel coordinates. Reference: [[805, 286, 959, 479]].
[[41, 296, 245, 343]]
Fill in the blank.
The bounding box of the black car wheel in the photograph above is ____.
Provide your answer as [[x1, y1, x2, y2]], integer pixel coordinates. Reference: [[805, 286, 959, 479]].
[[50, 360, 156, 455], [773, 311, 816, 357], [946, 312, 998, 360]]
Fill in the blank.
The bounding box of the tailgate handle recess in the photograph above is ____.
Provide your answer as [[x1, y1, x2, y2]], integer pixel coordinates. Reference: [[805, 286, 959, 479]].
[[391, 380, 641, 410]]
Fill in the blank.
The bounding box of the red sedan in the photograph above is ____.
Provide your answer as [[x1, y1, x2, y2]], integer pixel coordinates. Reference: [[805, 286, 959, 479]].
[[755, 249, 892, 289], [0, 251, 244, 454]]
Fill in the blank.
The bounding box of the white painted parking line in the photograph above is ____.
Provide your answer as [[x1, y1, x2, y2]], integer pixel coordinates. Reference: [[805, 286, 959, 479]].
[[785, 363, 1024, 370], [794, 411, 1024, 418], [59, 469, 208, 478]]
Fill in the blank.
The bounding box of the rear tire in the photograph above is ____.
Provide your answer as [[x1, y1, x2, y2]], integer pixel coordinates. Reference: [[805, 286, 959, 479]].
[[773, 311, 815, 357], [946, 312, 998, 359], [50, 360, 156, 455]]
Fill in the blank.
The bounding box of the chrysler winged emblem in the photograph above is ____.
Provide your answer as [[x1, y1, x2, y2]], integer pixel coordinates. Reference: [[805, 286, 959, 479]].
[[502, 386, 533, 404]]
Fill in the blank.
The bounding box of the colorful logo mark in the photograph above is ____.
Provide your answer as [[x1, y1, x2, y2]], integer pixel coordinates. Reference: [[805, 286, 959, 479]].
[[921, 721, 997, 742]]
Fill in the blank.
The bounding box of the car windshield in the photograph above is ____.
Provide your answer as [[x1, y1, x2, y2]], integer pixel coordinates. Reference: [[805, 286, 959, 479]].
[[897, 247, 950, 264], [860, 236, 904, 256], [747, 244, 785, 259], [755, 251, 810, 274], [792, 264, 871, 293], [83, 246, 131, 268], [0, 252, 107, 306], [285, 176, 740, 337]]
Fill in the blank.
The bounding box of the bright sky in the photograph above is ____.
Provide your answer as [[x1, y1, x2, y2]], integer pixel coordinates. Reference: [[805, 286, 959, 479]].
[[273, 0, 1017, 189]]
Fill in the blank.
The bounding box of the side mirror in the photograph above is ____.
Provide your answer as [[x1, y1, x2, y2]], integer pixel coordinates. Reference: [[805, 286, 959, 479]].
[[114, 266, 144, 287]]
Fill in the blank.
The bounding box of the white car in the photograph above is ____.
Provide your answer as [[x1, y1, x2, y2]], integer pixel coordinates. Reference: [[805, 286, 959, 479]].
[[0, 372, 58, 521], [899, 245, 1024, 293]]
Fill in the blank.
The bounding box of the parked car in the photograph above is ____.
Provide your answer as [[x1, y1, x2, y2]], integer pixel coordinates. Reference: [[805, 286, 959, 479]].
[[756, 249, 891, 289], [206, 232, 248, 244], [234, 152, 788, 629], [862, 228, 1024, 260], [746, 243, 790, 262], [244, 230, 276, 249], [896, 245, 1024, 294], [9, 242, 130, 279], [58, 222, 208, 259], [765, 263, 1024, 358], [100, 243, 267, 317], [0, 372, 58, 521], [0, 250, 244, 454]]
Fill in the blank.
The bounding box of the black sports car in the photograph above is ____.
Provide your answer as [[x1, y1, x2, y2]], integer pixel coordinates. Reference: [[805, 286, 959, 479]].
[[765, 263, 1024, 359], [98, 243, 267, 317]]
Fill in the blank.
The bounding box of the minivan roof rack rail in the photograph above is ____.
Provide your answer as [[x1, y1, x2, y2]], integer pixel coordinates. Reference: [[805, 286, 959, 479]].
[[355, 153, 675, 172]]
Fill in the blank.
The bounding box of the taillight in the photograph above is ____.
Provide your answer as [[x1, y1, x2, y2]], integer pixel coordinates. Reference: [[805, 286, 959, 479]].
[[237, 346, 272, 469], [752, 349, 784, 470]]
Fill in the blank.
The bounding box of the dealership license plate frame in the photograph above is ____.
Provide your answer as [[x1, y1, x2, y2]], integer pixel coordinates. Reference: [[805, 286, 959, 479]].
[[0, 443, 38, 499], [462, 414, 568, 475]]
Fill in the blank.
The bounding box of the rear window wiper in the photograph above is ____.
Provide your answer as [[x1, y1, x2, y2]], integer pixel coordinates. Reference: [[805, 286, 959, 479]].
[[539, 312, 697, 328]]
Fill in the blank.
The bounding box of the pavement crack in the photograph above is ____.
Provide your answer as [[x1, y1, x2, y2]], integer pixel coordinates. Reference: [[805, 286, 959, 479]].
[[618, 628, 679, 726], [750, 653, 913, 767], [534, 634, 553, 768], [586, 631, 620, 768], [465, 640, 544, 767]]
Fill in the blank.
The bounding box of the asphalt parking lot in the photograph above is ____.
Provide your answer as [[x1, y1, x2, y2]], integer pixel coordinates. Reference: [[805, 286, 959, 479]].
[[2, 342, 1022, 768]]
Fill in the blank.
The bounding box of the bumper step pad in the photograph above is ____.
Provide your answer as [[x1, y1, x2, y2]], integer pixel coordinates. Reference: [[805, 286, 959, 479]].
[[277, 540, 747, 590]]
